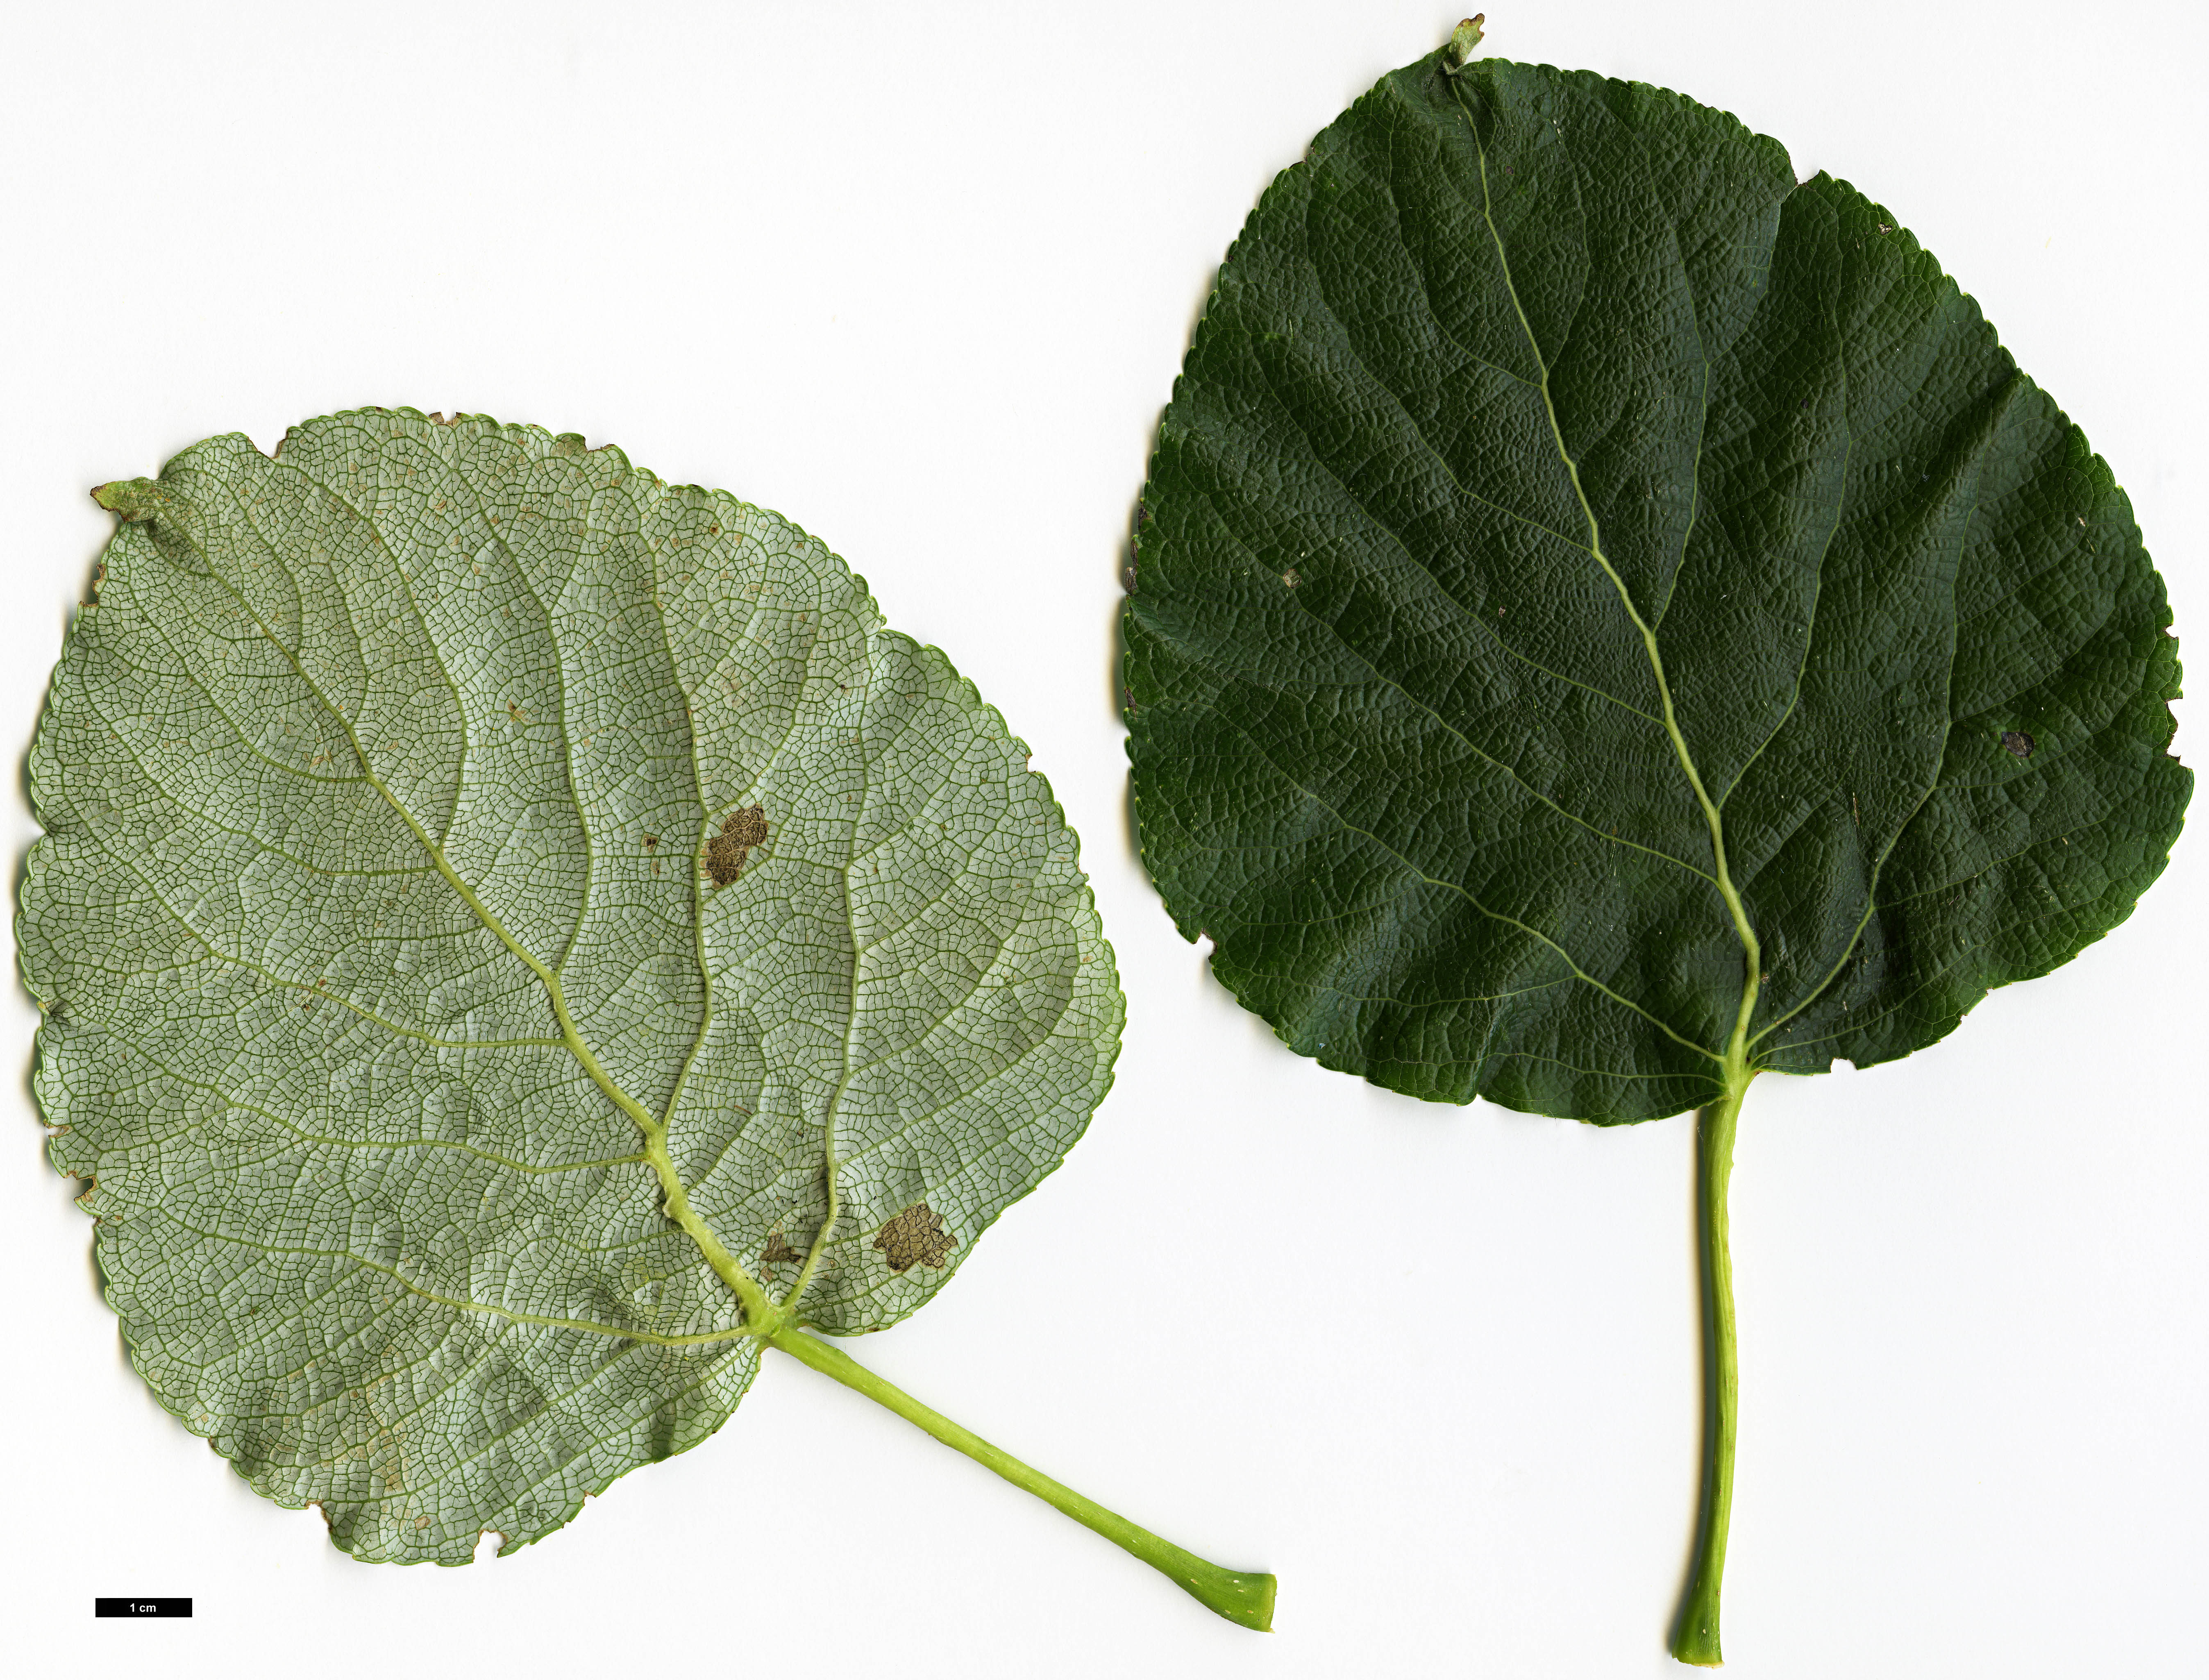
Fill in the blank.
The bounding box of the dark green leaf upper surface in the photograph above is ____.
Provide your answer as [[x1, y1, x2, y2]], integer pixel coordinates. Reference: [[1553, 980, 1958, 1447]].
[[1124, 51, 2186, 1119], [23, 410, 1122, 1560]]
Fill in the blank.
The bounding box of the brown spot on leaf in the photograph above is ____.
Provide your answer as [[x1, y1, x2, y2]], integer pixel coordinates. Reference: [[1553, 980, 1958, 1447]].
[[758, 1228, 804, 1283], [705, 806, 769, 886], [2001, 730, 2035, 758], [872, 1202, 955, 1273]]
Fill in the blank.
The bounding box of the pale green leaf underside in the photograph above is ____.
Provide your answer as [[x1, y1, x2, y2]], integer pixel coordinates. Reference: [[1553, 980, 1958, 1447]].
[[23, 409, 1122, 1561]]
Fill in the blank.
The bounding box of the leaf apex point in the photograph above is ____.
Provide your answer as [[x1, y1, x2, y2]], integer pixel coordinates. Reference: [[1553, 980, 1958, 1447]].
[[1445, 14, 1487, 68]]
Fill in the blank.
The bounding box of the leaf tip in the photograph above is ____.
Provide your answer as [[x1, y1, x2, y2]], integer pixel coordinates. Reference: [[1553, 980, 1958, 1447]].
[[1445, 14, 1486, 69], [90, 477, 161, 521]]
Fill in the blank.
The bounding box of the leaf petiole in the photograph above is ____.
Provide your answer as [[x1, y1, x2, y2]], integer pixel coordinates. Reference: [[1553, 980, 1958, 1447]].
[[1672, 1065, 1753, 1666], [765, 1326, 1276, 1631]]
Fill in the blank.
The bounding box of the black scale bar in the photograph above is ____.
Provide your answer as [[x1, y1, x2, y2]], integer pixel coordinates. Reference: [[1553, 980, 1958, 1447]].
[[95, 1599, 192, 1618]]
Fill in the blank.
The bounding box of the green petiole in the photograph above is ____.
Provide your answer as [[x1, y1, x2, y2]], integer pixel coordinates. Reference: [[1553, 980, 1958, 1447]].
[[1672, 1063, 1753, 1666], [766, 1326, 1277, 1631]]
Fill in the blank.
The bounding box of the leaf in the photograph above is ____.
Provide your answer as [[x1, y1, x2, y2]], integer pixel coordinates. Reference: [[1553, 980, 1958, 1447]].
[[1120, 32, 2188, 1662], [1125, 45, 2187, 1117], [23, 408, 1137, 1570]]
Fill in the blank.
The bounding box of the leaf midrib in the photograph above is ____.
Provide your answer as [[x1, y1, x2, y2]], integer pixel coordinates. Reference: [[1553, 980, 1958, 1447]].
[[198, 470, 783, 1336], [1451, 62, 1764, 1070]]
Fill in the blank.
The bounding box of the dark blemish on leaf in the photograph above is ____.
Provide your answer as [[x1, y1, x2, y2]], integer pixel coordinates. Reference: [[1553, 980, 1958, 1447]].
[[759, 1230, 804, 1281], [2002, 730, 2035, 758], [872, 1202, 955, 1273], [705, 806, 769, 886]]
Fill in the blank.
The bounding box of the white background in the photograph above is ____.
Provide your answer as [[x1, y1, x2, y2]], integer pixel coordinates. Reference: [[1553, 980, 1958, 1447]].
[[2, 2, 2202, 1674]]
